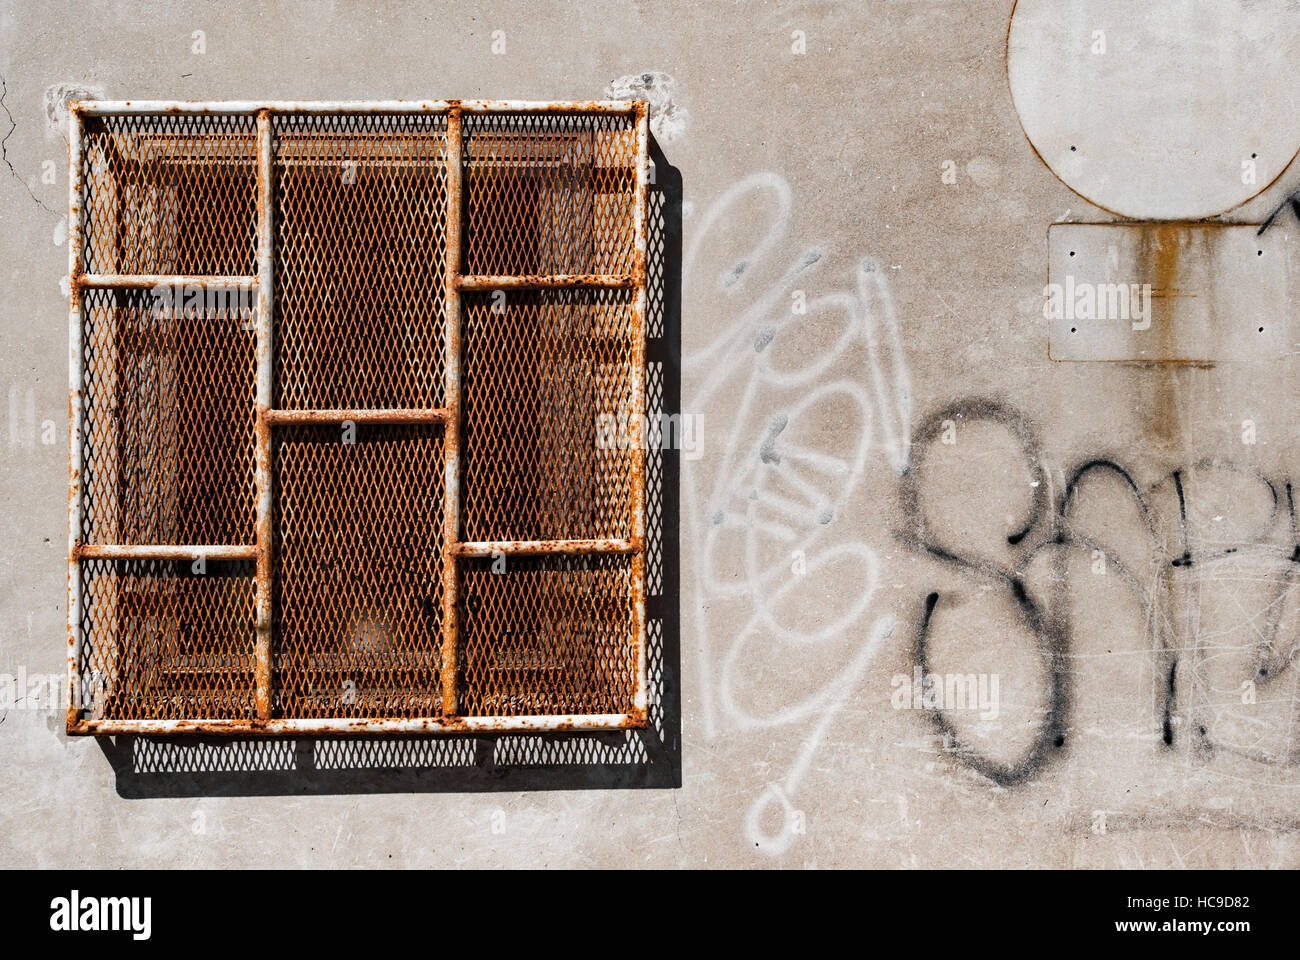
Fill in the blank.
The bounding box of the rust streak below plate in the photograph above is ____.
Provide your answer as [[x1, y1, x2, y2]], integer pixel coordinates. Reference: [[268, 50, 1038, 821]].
[[1047, 223, 1295, 363]]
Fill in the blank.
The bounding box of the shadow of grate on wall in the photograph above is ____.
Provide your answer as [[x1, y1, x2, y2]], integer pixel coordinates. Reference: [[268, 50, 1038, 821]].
[[89, 137, 682, 794]]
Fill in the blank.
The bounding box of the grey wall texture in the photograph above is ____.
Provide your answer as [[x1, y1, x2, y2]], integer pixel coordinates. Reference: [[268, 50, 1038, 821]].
[[2, 0, 1300, 868]]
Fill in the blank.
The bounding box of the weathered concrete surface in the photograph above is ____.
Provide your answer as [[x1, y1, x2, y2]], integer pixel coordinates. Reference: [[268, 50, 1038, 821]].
[[2, 0, 1300, 868], [1046, 224, 1296, 361]]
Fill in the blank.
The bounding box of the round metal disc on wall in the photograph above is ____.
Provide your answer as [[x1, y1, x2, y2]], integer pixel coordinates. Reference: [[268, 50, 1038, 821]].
[[1007, 0, 1300, 220]]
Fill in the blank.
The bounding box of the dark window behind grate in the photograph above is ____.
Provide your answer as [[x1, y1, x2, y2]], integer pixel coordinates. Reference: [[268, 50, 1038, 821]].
[[67, 100, 650, 735]]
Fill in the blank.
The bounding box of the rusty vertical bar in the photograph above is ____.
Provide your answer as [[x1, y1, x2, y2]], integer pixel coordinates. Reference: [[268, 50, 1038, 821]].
[[630, 102, 650, 718], [253, 108, 274, 721], [66, 103, 85, 732], [441, 104, 463, 716]]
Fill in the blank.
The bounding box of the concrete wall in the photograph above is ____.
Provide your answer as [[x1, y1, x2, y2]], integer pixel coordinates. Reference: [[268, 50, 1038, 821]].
[[2, 0, 1298, 868]]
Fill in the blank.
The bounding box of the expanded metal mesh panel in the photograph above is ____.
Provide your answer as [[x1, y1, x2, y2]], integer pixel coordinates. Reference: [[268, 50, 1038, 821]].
[[464, 113, 637, 275], [70, 101, 647, 734], [274, 114, 448, 409], [460, 555, 636, 716], [79, 559, 257, 720], [79, 287, 257, 545], [462, 289, 636, 542], [80, 114, 258, 276], [273, 425, 445, 719]]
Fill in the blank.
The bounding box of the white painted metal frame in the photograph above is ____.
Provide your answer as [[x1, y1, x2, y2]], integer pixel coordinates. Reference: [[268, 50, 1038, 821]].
[[66, 99, 651, 736]]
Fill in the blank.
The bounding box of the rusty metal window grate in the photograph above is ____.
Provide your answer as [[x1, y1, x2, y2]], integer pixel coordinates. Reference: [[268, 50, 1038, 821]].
[[65, 100, 651, 735]]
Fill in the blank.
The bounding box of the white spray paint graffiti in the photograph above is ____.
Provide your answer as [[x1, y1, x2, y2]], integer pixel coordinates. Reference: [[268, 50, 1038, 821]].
[[682, 172, 912, 853]]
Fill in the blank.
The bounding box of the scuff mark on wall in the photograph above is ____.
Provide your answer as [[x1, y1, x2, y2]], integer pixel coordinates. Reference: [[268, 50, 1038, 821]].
[[43, 82, 105, 140], [607, 71, 688, 143]]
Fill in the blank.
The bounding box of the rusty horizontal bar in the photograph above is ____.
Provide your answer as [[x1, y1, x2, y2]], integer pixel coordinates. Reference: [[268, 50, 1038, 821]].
[[68, 711, 648, 736], [75, 100, 456, 115], [452, 538, 636, 557], [458, 274, 636, 290], [275, 158, 441, 171], [73, 99, 639, 116], [264, 408, 449, 426], [459, 99, 639, 114], [74, 544, 259, 561], [75, 273, 257, 289]]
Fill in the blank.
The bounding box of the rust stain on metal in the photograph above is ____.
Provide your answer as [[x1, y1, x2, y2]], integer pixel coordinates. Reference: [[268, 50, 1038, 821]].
[[75, 544, 261, 561], [629, 101, 651, 715], [75, 100, 639, 117], [69, 710, 647, 736], [264, 408, 449, 426], [458, 274, 636, 290], [254, 108, 275, 722], [452, 538, 636, 557], [441, 103, 464, 718], [75, 274, 258, 290], [66, 100, 85, 734], [66, 100, 649, 736]]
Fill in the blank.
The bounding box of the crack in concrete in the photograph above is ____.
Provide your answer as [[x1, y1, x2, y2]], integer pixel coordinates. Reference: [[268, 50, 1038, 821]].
[[0, 76, 57, 216]]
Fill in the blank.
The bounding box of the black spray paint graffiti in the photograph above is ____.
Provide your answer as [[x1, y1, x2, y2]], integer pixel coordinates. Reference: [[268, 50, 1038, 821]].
[[901, 397, 1300, 786], [1257, 185, 1300, 236]]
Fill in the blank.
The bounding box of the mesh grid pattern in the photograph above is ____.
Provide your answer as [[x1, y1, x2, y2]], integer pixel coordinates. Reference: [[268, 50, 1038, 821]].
[[80, 114, 258, 276], [79, 559, 256, 720], [460, 555, 636, 716], [274, 425, 445, 718], [72, 104, 645, 731], [464, 113, 637, 275], [80, 287, 257, 545], [274, 114, 448, 409], [462, 289, 636, 542]]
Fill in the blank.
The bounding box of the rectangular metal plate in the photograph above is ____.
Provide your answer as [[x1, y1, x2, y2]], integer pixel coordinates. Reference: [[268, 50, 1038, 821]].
[[1047, 223, 1295, 362]]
